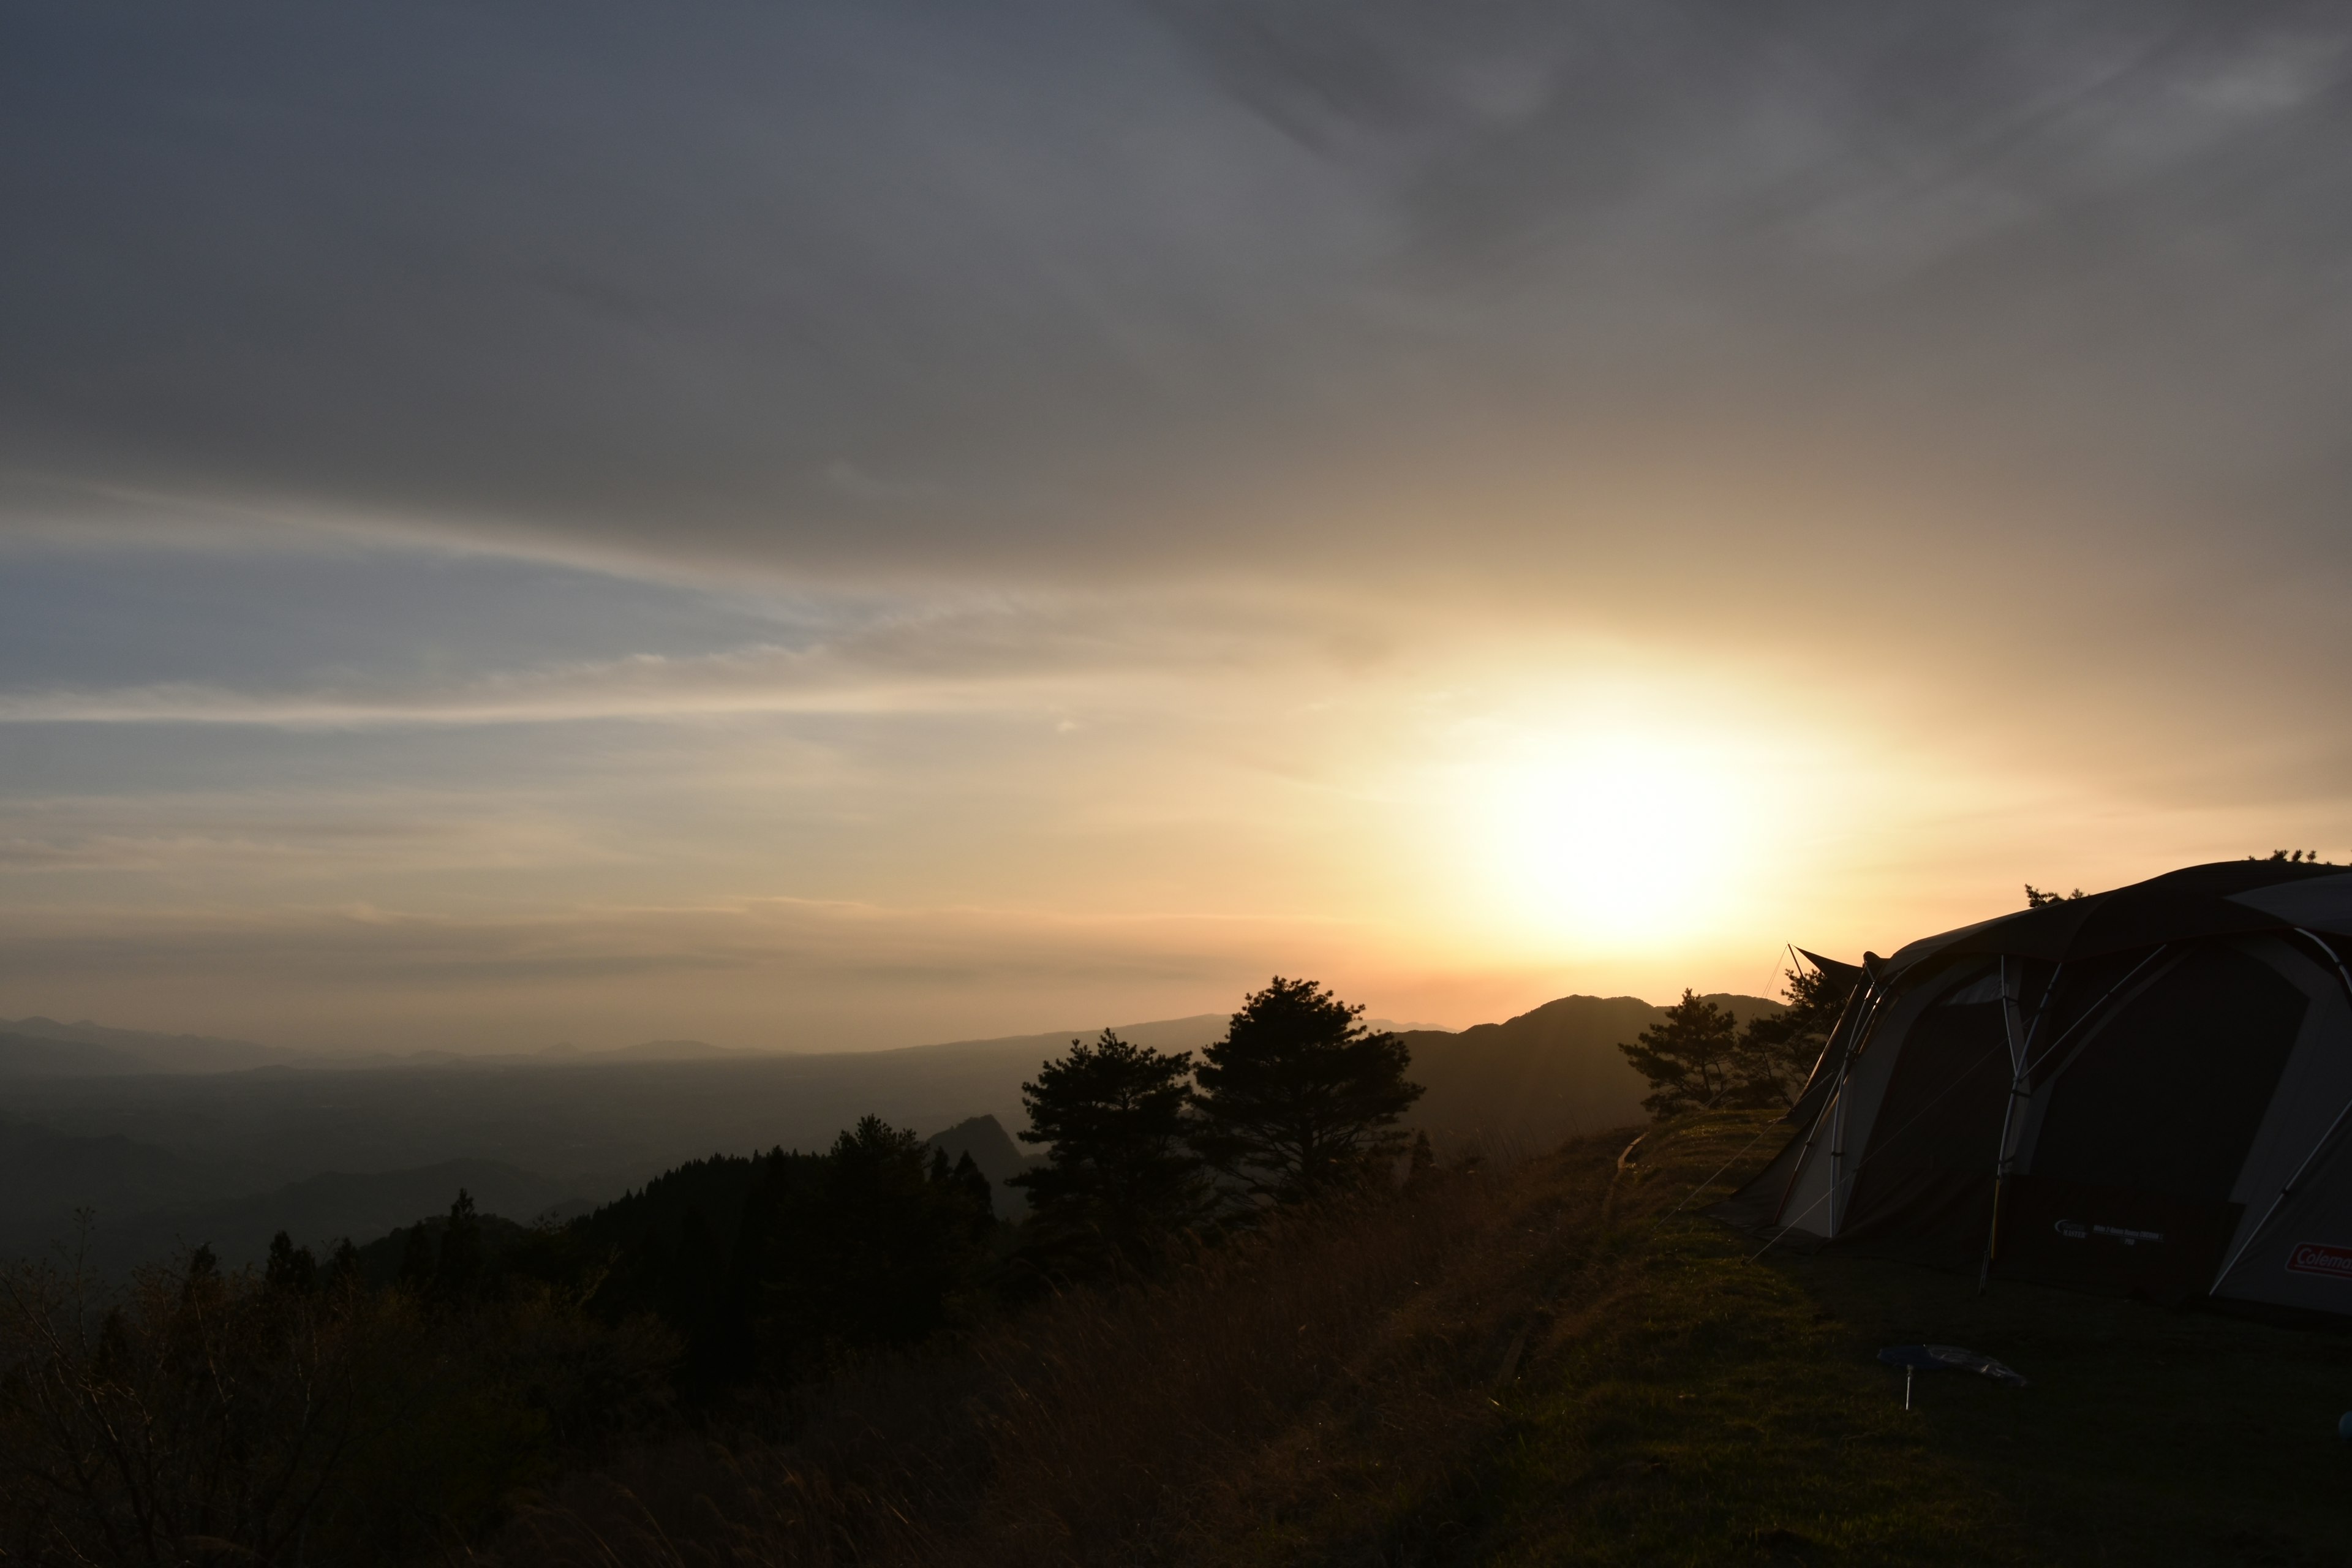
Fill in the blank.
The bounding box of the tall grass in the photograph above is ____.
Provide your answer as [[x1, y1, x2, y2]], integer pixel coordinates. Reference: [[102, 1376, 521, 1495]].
[[502, 1146, 1596, 1568]]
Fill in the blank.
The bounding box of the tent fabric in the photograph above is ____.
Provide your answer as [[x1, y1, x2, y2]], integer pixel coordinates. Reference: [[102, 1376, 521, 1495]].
[[2228, 870, 2352, 935], [1834, 997, 2010, 1259], [1795, 949, 1866, 990], [1720, 861, 2352, 1318], [2022, 946, 2305, 1204], [1881, 861, 2352, 976]]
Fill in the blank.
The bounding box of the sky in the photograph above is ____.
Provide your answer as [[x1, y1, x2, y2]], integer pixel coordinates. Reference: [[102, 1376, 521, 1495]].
[[3, 0, 2349, 1052]]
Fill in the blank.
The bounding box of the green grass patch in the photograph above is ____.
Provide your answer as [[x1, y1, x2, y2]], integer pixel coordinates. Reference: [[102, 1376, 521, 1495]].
[[1451, 1112, 2352, 1567]]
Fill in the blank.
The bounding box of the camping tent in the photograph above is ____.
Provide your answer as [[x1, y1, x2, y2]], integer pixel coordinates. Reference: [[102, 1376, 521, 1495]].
[[1722, 861, 2352, 1317]]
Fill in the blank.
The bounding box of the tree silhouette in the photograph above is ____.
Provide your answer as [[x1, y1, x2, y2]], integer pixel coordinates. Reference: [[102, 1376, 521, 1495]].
[[1012, 1028, 1208, 1259], [322, 1239, 362, 1294], [1191, 977, 1423, 1205], [948, 1151, 997, 1240], [1733, 961, 1860, 1107], [1403, 1129, 1437, 1194], [758, 1115, 994, 1362], [264, 1231, 318, 1295], [1618, 990, 1742, 1116], [432, 1188, 484, 1304]]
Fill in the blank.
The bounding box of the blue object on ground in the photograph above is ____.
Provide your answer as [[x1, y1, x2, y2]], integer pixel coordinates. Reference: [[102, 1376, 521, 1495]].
[[1877, 1344, 2029, 1388], [2337, 1411, 2352, 1443]]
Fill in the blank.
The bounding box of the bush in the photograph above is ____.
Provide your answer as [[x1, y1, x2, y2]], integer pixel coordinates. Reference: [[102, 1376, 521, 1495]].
[[0, 1234, 674, 1565]]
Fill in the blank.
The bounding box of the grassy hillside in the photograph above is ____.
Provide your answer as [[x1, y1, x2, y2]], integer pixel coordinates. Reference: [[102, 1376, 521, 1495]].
[[511, 1112, 2352, 1566], [1389, 1114, 2352, 1566]]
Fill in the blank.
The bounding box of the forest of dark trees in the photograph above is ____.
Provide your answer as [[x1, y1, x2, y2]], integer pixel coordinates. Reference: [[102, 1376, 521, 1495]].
[[0, 978, 1430, 1563]]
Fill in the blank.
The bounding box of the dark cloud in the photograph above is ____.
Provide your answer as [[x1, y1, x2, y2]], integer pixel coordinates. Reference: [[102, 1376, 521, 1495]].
[[6, 1, 2350, 587]]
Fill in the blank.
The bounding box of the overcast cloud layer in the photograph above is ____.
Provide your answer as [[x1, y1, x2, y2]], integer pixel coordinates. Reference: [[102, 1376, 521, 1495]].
[[4, 1, 2348, 1048]]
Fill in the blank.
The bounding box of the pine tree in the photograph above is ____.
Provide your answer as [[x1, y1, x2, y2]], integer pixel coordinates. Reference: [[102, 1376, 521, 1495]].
[[948, 1151, 997, 1238], [1191, 978, 1424, 1204], [758, 1115, 992, 1360], [1012, 1028, 1207, 1258], [1618, 990, 1743, 1117], [1733, 960, 1860, 1107]]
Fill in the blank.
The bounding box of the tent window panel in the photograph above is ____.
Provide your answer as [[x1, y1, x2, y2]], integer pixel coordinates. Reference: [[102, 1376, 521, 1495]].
[[2030, 946, 2307, 1205]]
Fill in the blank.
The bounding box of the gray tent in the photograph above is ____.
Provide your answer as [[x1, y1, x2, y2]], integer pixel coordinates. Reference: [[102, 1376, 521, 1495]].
[[1723, 861, 2352, 1316]]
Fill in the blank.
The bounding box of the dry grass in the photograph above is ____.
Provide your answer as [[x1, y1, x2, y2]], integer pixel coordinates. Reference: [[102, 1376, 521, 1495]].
[[496, 1137, 1623, 1568]]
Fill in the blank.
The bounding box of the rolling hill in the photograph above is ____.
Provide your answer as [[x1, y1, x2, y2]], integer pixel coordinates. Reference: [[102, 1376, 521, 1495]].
[[1401, 992, 1778, 1153]]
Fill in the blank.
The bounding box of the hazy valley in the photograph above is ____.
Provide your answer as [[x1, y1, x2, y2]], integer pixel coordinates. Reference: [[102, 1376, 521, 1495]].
[[1, 995, 1768, 1275]]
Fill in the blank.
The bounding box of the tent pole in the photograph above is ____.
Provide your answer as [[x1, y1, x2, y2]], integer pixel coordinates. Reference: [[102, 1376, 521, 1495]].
[[2211, 929, 2352, 1291], [1981, 959, 2062, 1283], [1776, 1053, 1838, 1222], [1774, 974, 1879, 1223], [1978, 956, 2034, 1294], [1825, 972, 1895, 1235], [2022, 945, 2175, 1084]]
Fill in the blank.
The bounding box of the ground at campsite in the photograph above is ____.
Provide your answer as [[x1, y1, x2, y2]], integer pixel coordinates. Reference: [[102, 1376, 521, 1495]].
[[1232, 1111, 2352, 1567]]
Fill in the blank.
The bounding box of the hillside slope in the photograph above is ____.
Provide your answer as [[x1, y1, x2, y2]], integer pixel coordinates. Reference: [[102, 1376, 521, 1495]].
[[516, 1112, 2352, 1567], [1326, 1114, 2352, 1565], [924, 1114, 1040, 1217], [1401, 991, 1776, 1152]]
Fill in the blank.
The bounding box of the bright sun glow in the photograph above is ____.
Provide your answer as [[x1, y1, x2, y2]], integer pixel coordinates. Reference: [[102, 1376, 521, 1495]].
[[1474, 736, 1749, 947]]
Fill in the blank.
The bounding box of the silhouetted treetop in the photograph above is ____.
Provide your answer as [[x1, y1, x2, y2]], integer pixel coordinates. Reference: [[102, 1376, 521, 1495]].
[[1191, 976, 1423, 1205], [1618, 990, 1743, 1117], [1014, 1028, 1208, 1265]]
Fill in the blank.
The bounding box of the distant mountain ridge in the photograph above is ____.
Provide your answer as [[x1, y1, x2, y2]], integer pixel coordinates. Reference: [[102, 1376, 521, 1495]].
[[0, 1018, 755, 1077], [1401, 992, 1779, 1153], [0, 1009, 1242, 1078], [0, 993, 1783, 1275], [924, 1114, 1044, 1218], [0, 1016, 298, 1075]]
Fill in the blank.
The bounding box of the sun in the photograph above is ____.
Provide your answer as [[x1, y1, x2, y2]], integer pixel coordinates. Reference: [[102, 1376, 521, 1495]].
[[1474, 736, 1746, 947]]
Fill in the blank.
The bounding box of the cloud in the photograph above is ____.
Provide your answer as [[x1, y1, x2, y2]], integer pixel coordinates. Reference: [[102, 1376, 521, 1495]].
[[0, 576, 1375, 726], [5, 0, 2348, 591], [6, 1, 2352, 1048]]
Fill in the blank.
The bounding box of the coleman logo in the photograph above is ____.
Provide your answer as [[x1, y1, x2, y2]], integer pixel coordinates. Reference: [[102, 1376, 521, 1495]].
[[2052, 1219, 2165, 1246], [2285, 1242, 2352, 1280]]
